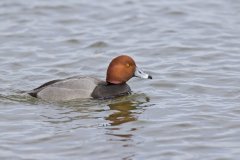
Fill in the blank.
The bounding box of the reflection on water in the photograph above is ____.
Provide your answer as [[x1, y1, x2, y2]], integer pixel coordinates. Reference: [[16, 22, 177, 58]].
[[103, 94, 150, 160], [106, 94, 150, 126], [27, 93, 150, 128], [107, 101, 137, 126], [103, 93, 149, 156]]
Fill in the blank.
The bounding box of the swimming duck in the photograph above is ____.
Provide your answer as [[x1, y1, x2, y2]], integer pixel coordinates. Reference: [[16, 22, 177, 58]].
[[28, 55, 152, 101]]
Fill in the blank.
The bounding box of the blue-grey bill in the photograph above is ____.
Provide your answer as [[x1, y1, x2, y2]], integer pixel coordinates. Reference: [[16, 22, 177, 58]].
[[134, 67, 152, 79]]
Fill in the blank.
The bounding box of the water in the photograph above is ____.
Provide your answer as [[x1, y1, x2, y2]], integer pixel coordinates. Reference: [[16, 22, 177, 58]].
[[1, 0, 240, 159]]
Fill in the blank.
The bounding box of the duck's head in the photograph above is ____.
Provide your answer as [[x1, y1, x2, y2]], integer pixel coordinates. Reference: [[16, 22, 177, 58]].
[[106, 55, 152, 84]]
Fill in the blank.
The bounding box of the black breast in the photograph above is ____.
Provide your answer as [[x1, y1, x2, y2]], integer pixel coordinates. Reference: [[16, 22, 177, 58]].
[[91, 83, 131, 99]]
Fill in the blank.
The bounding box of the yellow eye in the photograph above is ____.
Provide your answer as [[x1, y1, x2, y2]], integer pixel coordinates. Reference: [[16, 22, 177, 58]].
[[126, 63, 130, 67]]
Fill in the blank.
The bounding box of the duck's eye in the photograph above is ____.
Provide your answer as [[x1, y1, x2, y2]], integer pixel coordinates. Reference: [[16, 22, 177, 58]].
[[126, 63, 130, 67]]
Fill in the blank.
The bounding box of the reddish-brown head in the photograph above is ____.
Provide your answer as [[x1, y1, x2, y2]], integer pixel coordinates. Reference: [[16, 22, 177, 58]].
[[106, 55, 136, 84]]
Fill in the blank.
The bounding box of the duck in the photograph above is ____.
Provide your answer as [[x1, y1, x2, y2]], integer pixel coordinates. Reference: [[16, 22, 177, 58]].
[[28, 55, 152, 101]]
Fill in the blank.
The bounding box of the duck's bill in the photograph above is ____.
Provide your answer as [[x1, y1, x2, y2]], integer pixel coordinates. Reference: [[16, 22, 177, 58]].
[[134, 67, 152, 79]]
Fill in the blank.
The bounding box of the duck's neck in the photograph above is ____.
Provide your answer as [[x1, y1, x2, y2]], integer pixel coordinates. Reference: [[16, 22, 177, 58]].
[[106, 82, 126, 85], [91, 82, 131, 99]]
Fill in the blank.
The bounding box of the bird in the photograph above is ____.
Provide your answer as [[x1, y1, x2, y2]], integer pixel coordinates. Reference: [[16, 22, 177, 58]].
[[28, 55, 152, 101]]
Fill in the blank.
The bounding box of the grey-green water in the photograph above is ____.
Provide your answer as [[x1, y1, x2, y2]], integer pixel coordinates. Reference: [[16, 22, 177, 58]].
[[1, 0, 240, 159]]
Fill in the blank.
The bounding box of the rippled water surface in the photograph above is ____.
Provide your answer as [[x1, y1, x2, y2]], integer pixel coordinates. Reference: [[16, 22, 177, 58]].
[[1, 0, 240, 159]]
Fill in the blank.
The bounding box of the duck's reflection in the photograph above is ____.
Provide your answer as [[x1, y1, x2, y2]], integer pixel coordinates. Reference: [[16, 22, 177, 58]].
[[37, 93, 150, 127], [105, 94, 150, 126], [106, 101, 138, 126], [104, 94, 150, 160]]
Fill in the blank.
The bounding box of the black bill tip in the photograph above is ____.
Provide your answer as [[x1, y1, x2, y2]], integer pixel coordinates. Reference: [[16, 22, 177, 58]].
[[148, 75, 153, 79]]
